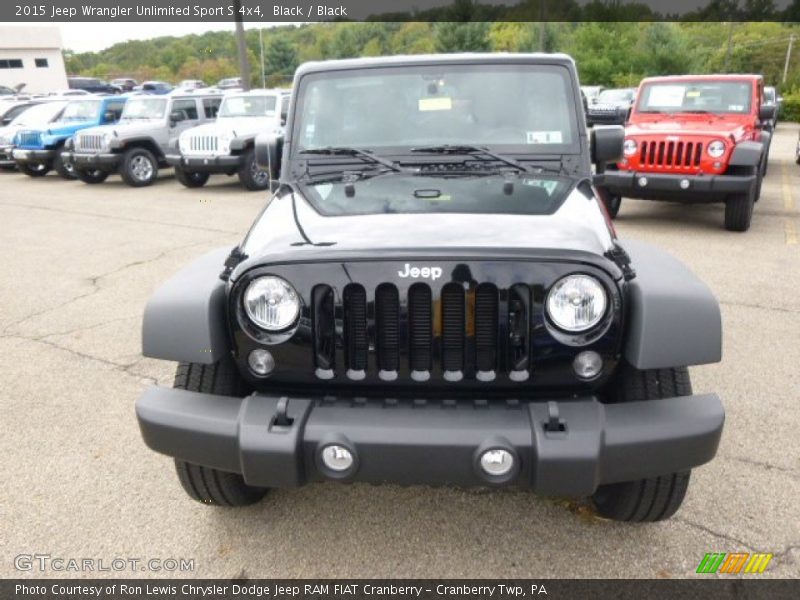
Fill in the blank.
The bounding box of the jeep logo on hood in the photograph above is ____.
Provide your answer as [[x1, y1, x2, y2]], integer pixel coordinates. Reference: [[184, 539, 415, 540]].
[[398, 263, 442, 280]]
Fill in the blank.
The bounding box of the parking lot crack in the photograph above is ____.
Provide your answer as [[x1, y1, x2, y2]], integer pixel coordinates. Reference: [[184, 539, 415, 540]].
[[2, 237, 230, 336], [719, 300, 800, 315], [725, 455, 800, 477], [674, 517, 755, 550]]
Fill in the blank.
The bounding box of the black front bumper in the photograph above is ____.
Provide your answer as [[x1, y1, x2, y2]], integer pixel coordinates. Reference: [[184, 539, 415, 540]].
[[165, 153, 242, 173], [62, 151, 122, 170], [12, 148, 56, 164], [596, 169, 756, 203], [136, 387, 724, 496]]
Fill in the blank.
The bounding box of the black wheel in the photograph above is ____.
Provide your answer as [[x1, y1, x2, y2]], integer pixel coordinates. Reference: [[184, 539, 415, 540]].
[[591, 364, 693, 522], [53, 151, 77, 180], [237, 148, 271, 191], [175, 167, 210, 188], [75, 168, 110, 184], [120, 147, 158, 187], [602, 194, 622, 219], [18, 162, 49, 177], [172, 361, 267, 507], [724, 174, 757, 232]]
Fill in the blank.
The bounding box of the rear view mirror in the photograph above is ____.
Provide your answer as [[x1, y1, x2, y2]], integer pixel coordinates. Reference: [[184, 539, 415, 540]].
[[591, 125, 624, 165], [254, 132, 283, 190]]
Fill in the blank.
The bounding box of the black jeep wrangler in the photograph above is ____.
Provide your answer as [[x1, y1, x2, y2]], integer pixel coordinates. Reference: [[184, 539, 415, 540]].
[[136, 54, 724, 522]]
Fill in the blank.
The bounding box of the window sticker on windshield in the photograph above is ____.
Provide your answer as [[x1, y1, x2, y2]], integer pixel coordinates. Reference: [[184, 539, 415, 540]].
[[527, 131, 562, 144], [728, 104, 744, 112], [418, 97, 452, 111], [522, 179, 558, 194], [685, 90, 701, 98], [648, 85, 685, 107]]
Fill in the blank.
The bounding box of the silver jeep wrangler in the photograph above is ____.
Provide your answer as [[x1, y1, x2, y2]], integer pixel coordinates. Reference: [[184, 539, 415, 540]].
[[168, 89, 290, 191], [64, 92, 222, 186]]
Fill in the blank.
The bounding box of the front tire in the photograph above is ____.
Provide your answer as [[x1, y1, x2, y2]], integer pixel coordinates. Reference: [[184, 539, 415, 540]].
[[18, 162, 49, 177], [724, 174, 758, 232], [172, 361, 267, 507], [120, 147, 158, 187], [54, 151, 77, 180], [237, 148, 271, 191], [75, 168, 110, 184], [602, 194, 621, 219], [591, 364, 693, 522], [175, 167, 210, 188]]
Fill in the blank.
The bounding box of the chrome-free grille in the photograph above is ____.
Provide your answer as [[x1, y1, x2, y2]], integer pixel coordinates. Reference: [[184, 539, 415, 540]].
[[16, 131, 41, 147], [639, 140, 703, 169], [186, 135, 219, 154], [311, 282, 532, 382], [76, 134, 104, 151]]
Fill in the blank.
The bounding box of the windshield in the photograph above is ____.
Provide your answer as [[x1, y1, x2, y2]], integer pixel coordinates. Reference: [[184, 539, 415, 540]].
[[302, 174, 572, 217], [60, 99, 101, 121], [598, 89, 633, 103], [637, 81, 753, 114], [122, 97, 167, 119], [11, 102, 66, 126], [294, 64, 578, 152], [218, 95, 277, 118]]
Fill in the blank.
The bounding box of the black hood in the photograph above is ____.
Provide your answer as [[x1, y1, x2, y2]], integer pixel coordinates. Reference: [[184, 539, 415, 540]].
[[235, 180, 616, 279]]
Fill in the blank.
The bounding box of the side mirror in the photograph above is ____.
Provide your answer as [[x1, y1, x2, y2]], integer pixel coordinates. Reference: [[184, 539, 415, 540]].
[[169, 110, 185, 126], [254, 132, 283, 187], [759, 104, 776, 122], [616, 106, 630, 124], [591, 125, 624, 164], [103, 110, 116, 123]]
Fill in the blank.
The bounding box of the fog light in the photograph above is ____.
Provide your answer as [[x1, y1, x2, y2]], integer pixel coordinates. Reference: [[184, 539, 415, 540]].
[[479, 449, 514, 476], [638, 176, 648, 187], [573, 351, 603, 380], [248, 349, 275, 376], [680, 178, 690, 190], [321, 445, 354, 472]]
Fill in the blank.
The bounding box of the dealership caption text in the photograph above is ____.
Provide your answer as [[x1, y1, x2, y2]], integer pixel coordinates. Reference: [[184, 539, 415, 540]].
[[16, 584, 548, 598], [15, 3, 347, 19]]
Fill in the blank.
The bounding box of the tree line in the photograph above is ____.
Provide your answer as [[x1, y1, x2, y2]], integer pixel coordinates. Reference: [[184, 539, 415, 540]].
[[64, 21, 800, 117]]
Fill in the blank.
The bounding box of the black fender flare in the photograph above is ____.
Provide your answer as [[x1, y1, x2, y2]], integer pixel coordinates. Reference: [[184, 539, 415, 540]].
[[729, 140, 764, 168], [111, 136, 164, 159], [141, 247, 232, 364], [620, 239, 722, 369]]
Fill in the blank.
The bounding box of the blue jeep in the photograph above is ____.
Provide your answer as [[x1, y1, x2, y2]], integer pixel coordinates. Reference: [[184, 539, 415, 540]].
[[12, 95, 128, 179]]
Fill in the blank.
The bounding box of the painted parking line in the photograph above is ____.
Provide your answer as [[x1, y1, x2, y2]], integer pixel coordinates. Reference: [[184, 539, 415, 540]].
[[781, 162, 798, 245]]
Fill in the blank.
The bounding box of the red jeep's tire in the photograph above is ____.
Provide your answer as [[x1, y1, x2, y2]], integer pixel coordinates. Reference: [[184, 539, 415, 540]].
[[724, 172, 758, 232]]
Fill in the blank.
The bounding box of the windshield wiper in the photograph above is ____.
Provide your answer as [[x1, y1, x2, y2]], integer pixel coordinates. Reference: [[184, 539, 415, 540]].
[[300, 146, 409, 173], [410, 144, 532, 173]]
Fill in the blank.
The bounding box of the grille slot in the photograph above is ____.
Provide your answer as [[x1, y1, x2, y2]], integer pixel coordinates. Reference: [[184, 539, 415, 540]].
[[17, 131, 41, 147], [77, 134, 104, 151], [507, 284, 531, 373], [440, 283, 466, 373], [343, 284, 368, 373], [187, 135, 219, 154], [475, 283, 499, 372], [639, 139, 702, 168], [408, 283, 433, 372], [311, 285, 335, 373], [375, 284, 400, 372]]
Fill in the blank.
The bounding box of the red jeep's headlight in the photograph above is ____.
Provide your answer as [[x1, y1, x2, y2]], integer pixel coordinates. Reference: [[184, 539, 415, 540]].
[[707, 140, 726, 158], [623, 138, 637, 156]]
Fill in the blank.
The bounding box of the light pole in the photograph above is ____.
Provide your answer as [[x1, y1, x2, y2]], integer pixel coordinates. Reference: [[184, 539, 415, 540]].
[[232, 0, 251, 91], [783, 34, 796, 85]]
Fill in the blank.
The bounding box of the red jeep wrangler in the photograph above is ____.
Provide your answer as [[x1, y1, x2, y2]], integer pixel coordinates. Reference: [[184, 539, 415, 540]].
[[596, 74, 775, 231]]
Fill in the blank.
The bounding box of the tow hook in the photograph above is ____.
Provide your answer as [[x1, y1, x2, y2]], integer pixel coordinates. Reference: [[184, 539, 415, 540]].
[[271, 396, 294, 429], [544, 401, 566, 434]]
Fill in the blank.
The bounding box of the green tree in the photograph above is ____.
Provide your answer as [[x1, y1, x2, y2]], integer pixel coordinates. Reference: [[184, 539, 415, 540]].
[[434, 22, 490, 53], [264, 37, 298, 80]]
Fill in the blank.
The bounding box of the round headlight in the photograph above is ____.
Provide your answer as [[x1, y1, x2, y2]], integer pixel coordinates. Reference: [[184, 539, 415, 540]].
[[546, 274, 607, 333], [707, 140, 726, 158], [243, 276, 300, 331], [623, 138, 638, 156]]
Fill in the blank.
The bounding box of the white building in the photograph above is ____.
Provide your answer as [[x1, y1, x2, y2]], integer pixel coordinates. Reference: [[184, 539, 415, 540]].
[[0, 27, 68, 94]]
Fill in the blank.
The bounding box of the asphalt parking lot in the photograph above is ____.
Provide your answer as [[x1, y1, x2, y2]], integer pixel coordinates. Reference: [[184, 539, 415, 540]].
[[1, 125, 799, 580]]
